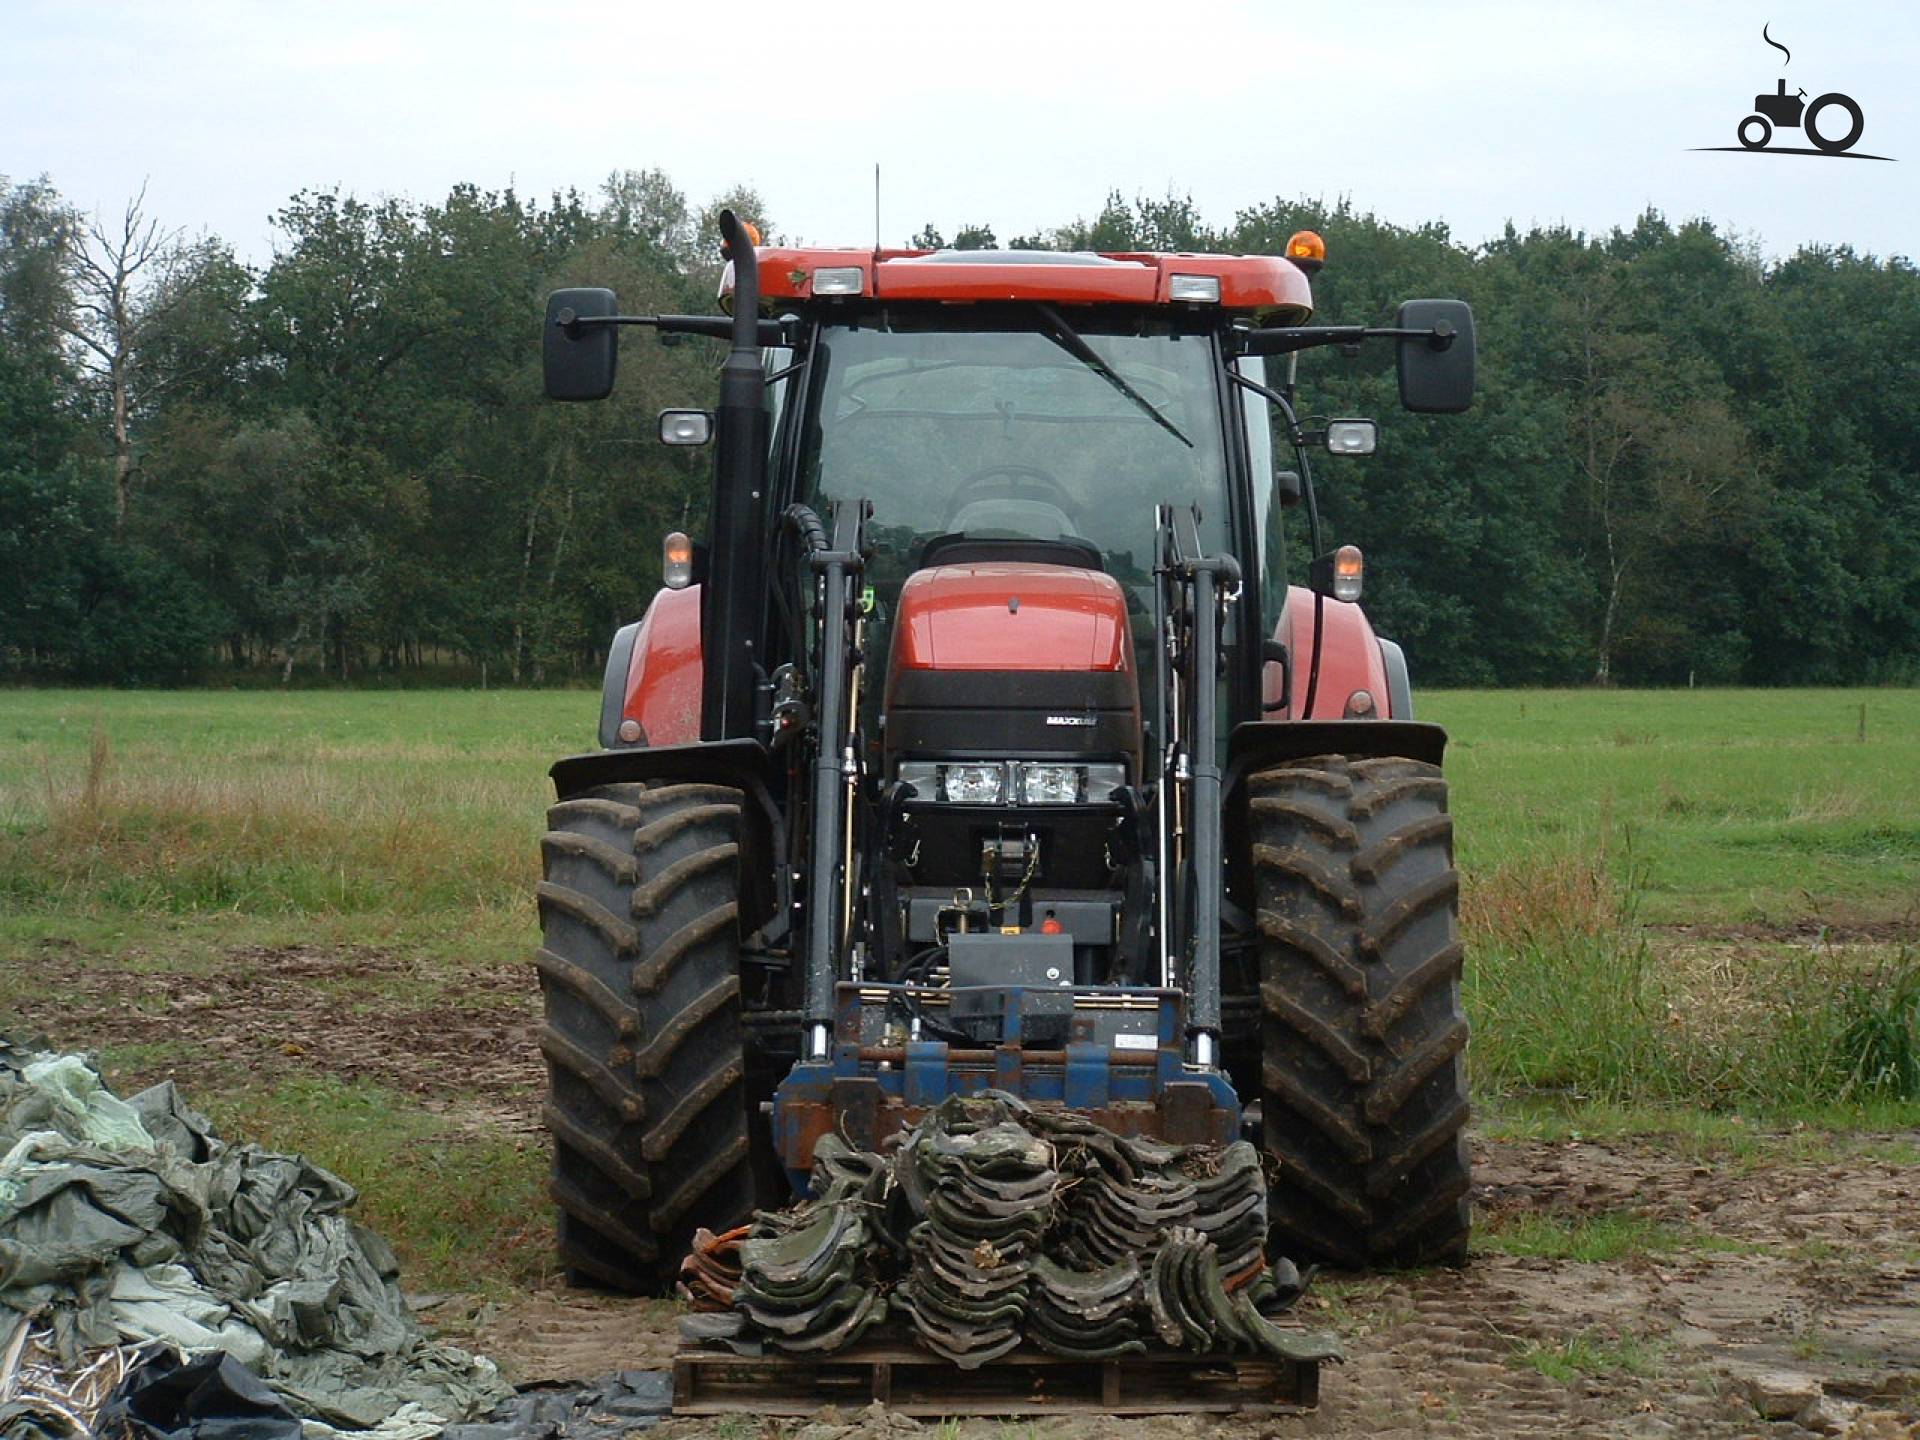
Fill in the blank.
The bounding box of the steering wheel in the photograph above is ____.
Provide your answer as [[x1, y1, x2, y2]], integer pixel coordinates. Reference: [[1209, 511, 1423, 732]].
[[946, 464, 1078, 521]]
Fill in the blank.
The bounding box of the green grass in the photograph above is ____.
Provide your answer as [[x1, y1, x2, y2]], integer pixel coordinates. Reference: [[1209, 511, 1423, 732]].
[[1476, 1098, 1920, 1163], [0, 690, 581, 919], [198, 1074, 551, 1294], [1423, 688, 1920, 924], [6, 686, 1917, 927], [1510, 1330, 1665, 1382], [1460, 849, 1920, 1112], [1476, 1210, 1762, 1262]]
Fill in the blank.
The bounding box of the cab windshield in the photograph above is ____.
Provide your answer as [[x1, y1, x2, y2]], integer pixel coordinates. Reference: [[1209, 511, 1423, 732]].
[[795, 311, 1230, 598]]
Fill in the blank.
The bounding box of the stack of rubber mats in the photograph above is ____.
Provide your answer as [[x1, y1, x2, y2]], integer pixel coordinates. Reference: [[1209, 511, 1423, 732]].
[[678, 1093, 1338, 1369], [1032, 1110, 1284, 1301], [891, 1114, 1056, 1366], [731, 1136, 890, 1353], [676, 1225, 747, 1311], [1143, 1226, 1329, 1359], [1025, 1253, 1143, 1359]]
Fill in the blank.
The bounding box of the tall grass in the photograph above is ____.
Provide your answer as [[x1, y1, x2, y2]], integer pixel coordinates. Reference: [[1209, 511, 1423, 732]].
[[1, 724, 536, 916], [1465, 851, 1920, 1108]]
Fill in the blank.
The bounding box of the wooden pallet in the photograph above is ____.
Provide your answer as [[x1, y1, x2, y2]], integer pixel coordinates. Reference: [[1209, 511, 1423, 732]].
[[672, 1338, 1321, 1416]]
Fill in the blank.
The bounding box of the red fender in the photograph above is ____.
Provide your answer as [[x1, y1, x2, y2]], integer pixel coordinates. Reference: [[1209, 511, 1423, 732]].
[[1264, 584, 1394, 719], [619, 584, 703, 747]]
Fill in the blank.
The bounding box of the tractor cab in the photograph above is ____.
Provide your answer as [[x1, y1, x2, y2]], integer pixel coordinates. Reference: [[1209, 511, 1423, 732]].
[[791, 300, 1228, 693]]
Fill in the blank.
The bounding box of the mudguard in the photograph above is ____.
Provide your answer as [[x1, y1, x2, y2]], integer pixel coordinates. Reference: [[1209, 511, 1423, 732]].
[[1225, 719, 1447, 784], [1264, 584, 1393, 719], [600, 584, 703, 751]]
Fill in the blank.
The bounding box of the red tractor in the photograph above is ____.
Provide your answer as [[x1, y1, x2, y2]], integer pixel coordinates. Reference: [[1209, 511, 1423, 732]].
[[536, 216, 1476, 1294]]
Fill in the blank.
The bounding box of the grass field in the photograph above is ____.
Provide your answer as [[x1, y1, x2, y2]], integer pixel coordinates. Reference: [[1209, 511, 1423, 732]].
[[1, 686, 1916, 1294]]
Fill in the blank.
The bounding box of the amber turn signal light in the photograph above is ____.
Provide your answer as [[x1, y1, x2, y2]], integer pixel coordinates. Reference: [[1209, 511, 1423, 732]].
[[663, 531, 694, 590]]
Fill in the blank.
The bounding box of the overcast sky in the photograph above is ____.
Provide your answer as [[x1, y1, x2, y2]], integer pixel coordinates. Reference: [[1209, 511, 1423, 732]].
[[4, 0, 1914, 269]]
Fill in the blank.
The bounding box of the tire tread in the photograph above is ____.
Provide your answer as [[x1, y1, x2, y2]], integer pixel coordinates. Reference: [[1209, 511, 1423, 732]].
[[536, 782, 756, 1293], [1250, 754, 1471, 1269]]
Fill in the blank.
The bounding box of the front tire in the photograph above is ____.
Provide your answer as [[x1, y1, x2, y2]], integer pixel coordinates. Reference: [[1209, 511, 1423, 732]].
[[536, 782, 756, 1293], [1249, 755, 1470, 1269]]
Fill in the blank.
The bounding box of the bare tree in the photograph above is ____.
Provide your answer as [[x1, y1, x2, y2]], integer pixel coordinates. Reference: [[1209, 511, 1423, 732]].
[[1565, 291, 1754, 683], [56, 183, 233, 535]]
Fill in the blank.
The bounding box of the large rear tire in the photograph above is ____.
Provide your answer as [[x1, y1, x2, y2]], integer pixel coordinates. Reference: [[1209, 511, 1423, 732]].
[[1249, 755, 1470, 1269], [536, 782, 756, 1293]]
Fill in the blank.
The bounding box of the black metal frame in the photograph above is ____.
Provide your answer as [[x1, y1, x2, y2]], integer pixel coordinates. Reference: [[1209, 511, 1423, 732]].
[[798, 500, 867, 1053], [1155, 505, 1243, 1059]]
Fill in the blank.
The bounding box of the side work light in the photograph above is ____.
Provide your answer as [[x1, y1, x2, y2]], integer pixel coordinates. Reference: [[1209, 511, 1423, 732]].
[[1324, 419, 1378, 455]]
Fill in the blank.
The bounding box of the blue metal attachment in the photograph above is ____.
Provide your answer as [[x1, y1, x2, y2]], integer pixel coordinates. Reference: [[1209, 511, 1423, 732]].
[[768, 981, 1244, 1194]]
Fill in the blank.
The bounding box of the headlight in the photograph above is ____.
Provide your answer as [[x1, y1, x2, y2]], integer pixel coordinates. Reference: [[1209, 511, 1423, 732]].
[[940, 763, 1005, 804], [895, 760, 1128, 804], [1018, 763, 1081, 804]]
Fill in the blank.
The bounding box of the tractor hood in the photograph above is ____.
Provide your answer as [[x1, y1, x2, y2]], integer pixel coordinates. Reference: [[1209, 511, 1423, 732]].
[[890, 563, 1131, 673]]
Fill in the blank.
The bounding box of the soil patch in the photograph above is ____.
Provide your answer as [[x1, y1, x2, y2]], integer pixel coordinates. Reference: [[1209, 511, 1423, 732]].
[[460, 1138, 1917, 1437], [24, 938, 544, 1130]]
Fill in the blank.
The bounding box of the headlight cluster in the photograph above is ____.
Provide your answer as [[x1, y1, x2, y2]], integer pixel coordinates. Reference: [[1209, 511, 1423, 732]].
[[897, 760, 1127, 806]]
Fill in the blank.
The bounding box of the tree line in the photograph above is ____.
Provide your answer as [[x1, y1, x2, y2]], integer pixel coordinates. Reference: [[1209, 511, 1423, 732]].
[[2, 174, 1916, 687]]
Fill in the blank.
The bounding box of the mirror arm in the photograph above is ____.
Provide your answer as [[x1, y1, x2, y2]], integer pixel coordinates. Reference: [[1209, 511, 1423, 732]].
[[1235, 322, 1457, 357], [1227, 368, 1306, 446], [561, 312, 791, 346]]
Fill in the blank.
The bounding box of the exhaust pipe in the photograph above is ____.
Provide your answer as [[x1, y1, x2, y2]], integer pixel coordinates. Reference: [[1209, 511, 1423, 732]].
[[702, 210, 770, 742]]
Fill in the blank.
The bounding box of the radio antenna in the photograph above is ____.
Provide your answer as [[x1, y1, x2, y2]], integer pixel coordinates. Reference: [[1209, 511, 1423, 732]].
[[873, 163, 882, 256]]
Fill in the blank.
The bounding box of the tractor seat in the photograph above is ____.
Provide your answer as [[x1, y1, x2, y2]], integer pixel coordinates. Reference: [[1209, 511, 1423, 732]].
[[916, 532, 1105, 572], [947, 497, 1078, 541]]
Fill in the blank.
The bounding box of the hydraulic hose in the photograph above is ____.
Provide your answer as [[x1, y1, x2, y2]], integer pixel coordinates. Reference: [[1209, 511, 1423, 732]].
[[783, 504, 829, 554]]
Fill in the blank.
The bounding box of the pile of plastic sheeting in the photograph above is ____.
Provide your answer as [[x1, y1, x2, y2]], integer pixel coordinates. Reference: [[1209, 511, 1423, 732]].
[[0, 1042, 510, 1438], [678, 1092, 1340, 1371]]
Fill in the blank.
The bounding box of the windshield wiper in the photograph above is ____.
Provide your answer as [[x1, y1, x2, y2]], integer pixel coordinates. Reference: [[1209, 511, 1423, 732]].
[[1032, 303, 1193, 449]]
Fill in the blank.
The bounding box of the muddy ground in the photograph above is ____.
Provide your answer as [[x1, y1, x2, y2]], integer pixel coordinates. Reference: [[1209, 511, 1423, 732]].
[[21, 938, 1920, 1438]]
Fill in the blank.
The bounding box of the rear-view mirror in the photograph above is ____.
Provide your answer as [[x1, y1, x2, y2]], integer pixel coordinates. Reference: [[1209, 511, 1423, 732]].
[[544, 288, 619, 401], [1395, 299, 1475, 414]]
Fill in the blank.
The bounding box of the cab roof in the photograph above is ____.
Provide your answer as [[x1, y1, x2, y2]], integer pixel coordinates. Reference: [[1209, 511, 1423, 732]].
[[727, 247, 1315, 320]]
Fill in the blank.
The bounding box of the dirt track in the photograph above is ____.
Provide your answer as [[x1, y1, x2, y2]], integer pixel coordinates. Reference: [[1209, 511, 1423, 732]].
[[436, 1137, 1918, 1439], [28, 939, 1920, 1437]]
